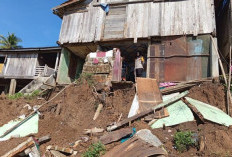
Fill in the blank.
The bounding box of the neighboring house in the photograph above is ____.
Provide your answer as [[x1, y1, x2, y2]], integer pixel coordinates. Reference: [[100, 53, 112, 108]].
[[0, 47, 61, 94], [53, 0, 220, 83]]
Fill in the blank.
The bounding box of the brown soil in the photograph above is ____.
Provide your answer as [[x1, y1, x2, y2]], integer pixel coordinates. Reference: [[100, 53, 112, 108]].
[[1, 81, 232, 157], [0, 81, 135, 156], [188, 82, 228, 113]]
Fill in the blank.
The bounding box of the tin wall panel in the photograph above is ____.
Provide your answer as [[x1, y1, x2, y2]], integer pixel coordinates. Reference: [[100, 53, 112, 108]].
[[149, 35, 210, 82]]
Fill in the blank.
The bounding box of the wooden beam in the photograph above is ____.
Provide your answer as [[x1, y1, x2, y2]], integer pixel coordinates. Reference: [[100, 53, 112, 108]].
[[2, 137, 34, 157], [93, 0, 169, 7]]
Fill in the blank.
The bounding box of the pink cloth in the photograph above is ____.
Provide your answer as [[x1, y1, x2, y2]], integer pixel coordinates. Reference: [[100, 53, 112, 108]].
[[159, 82, 176, 88], [97, 52, 106, 57], [93, 58, 99, 64]]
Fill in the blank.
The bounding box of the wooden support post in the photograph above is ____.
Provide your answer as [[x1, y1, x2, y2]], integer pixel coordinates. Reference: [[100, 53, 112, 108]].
[[9, 79, 16, 95], [210, 36, 227, 85], [146, 40, 151, 78], [210, 37, 219, 77], [54, 52, 60, 72]]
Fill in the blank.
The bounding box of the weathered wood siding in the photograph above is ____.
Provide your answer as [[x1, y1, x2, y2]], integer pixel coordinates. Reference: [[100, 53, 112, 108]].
[[59, 0, 216, 44], [4, 54, 38, 77], [103, 6, 127, 39]]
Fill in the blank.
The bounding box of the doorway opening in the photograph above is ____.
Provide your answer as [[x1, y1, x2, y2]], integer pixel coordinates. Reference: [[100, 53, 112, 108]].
[[100, 41, 148, 82]]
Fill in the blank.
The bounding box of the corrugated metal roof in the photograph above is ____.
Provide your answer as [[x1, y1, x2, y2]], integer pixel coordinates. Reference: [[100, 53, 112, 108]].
[[0, 46, 61, 53], [58, 0, 216, 44]]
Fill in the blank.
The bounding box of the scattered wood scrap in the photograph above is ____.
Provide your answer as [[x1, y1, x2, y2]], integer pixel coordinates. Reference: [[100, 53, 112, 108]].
[[161, 78, 212, 94], [93, 103, 103, 120], [100, 128, 133, 145], [50, 150, 67, 157], [182, 97, 205, 123], [2, 137, 34, 157], [24, 135, 51, 156], [84, 127, 104, 134], [46, 145, 74, 154], [103, 129, 166, 157], [107, 91, 189, 131]]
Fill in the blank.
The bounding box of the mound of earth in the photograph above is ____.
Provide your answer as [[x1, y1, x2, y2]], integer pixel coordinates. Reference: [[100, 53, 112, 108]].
[[0, 81, 232, 157]]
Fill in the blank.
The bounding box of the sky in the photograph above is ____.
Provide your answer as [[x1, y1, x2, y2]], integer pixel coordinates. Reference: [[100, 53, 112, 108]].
[[0, 0, 65, 48]]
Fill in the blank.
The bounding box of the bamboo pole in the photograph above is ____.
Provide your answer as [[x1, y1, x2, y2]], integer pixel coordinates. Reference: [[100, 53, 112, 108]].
[[210, 36, 228, 85], [227, 46, 232, 115]]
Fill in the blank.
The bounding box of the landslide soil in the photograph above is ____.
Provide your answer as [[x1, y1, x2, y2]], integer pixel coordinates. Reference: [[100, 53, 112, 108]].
[[0, 81, 232, 157], [0, 81, 135, 155]]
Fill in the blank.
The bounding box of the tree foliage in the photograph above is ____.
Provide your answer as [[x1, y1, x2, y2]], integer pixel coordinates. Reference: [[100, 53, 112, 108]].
[[0, 33, 22, 49]]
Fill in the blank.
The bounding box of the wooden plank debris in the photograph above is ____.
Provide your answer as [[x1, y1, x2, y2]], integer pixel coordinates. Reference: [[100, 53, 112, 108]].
[[103, 137, 165, 157], [24, 135, 51, 156], [182, 98, 205, 123], [2, 137, 34, 157], [136, 78, 163, 112], [46, 145, 74, 154], [84, 127, 104, 134], [50, 150, 67, 157], [161, 78, 212, 94], [93, 104, 103, 120], [103, 129, 166, 157], [107, 91, 189, 131], [100, 128, 133, 145]]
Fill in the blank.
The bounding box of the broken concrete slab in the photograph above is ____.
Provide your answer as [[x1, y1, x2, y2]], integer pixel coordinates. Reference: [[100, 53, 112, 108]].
[[135, 129, 163, 147], [100, 128, 133, 145], [185, 97, 232, 127]]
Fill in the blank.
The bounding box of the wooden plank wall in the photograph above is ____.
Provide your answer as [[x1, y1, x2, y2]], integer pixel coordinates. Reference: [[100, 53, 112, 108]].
[[4, 54, 38, 77], [103, 6, 127, 39], [59, 0, 216, 44]]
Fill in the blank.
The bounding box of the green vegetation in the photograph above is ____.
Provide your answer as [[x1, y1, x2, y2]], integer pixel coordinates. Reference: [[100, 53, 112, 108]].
[[82, 142, 106, 157], [7, 90, 41, 100], [0, 33, 22, 49], [173, 131, 196, 152], [76, 72, 95, 86], [7, 92, 24, 99]]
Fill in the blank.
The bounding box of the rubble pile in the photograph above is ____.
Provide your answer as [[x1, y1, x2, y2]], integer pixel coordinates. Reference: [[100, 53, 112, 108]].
[[1, 78, 232, 157]]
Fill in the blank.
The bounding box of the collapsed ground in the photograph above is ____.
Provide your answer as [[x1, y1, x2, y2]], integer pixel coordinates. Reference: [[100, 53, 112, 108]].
[[0, 80, 232, 156]]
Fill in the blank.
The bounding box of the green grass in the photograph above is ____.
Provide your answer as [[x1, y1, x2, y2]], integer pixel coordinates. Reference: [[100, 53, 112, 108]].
[[173, 131, 196, 152], [82, 142, 106, 157], [7, 90, 41, 100], [7, 92, 24, 99]]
